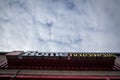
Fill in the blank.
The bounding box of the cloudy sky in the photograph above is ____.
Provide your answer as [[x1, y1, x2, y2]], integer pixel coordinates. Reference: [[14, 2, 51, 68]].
[[0, 0, 120, 52]]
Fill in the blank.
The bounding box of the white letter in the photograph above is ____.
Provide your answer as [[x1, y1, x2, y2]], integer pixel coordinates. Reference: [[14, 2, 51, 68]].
[[59, 53, 68, 57], [22, 51, 31, 56], [35, 52, 44, 56]]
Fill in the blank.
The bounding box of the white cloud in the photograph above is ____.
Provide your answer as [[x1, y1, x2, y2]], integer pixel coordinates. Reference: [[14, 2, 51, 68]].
[[0, 0, 120, 52]]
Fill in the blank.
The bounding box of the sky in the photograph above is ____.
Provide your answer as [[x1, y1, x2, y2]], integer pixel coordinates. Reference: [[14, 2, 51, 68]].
[[0, 0, 120, 52]]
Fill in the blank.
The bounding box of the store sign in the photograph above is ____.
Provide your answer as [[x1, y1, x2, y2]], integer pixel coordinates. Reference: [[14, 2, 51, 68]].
[[22, 51, 115, 57]]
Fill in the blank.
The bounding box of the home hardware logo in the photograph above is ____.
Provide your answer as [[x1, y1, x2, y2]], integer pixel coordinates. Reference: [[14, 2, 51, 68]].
[[22, 51, 116, 57]]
